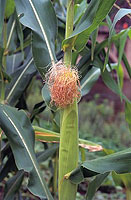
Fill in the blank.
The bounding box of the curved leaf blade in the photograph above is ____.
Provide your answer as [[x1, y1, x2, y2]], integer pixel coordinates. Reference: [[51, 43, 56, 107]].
[[104, 9, 131, 70], [69, 147, 131, 184], [63, 0, 116, 51], [5, 56, 36, 106], [86, 172, 109, 200], [15, 0, 57, 75], [0, 0, 6, 39], [0, 104, 53, 200], [4, 170, 24, 200], [81, 67, 100, 96]]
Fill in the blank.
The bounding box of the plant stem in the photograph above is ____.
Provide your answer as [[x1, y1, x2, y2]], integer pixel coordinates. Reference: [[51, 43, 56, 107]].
[[3, 21, 7, 69], [53, 150, 58, 199], [59, 102, 78, 200], [1, 21, 7, 101], [59, 1, 79, 199], [126, 188, 131, 200]]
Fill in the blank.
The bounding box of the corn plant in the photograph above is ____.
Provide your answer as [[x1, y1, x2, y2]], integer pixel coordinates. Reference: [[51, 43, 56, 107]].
[[0, 0, 131, 200]]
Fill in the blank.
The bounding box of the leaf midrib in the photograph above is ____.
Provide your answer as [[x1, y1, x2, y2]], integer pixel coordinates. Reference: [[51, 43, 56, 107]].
[[2, 109, 52, 200]]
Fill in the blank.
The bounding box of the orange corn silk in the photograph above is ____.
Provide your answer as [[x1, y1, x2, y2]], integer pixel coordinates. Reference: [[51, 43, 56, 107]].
[[46, 62, 81, 108]]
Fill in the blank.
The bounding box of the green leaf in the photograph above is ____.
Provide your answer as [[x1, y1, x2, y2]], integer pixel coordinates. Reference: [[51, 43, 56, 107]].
[[110, 9, 131, 37], [81, 67, 100, 96], [115, 30, 128, 99], [34, 125, 103, 152], [0, 46, 4, 68], [86, 172, 109, 200], [69, 147, 131, 184], [74, 0, 87, 25], [4, 170, 24, 200], [5, 0, 15, 19], [118, 31, 128, 75], [128, 29, 131, 39], [0, 153, 17, 182], [104, 9, 131, 70], [15, 0, 57, 76], [0, 104, 53, 200], [122, 53, 131, 79], [5, 56, 36, 106], [125, 101, 131, 132], [37, 144, 59, 163], [41, 83, 57, 111], [117, 64, 124, 89], [63, 0, 116, 51], [91, 28, 98, 61], [112, 171, 124, 187], [0, 0, 6, 39], [101, 69, 130, 103], [112, 171, 131, 190], [15, 11, 24, 58]]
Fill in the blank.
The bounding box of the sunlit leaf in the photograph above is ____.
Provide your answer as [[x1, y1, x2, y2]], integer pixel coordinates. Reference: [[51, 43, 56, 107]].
[[34, 126, 103, 152]]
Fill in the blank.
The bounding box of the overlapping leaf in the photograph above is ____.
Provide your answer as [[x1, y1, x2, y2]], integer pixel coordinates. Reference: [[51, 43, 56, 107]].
[[5, 53, 36, 106], [34, 126, 103, 152], [63, 0, 116, 51], [68, 147, 131, 184], [15, 0, 57, 76], [0, 104, 53, 200], [0, 0, 6, 39]]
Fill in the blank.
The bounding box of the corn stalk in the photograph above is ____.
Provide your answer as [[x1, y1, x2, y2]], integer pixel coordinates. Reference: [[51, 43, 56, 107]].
[[58, 0, 79, 199]]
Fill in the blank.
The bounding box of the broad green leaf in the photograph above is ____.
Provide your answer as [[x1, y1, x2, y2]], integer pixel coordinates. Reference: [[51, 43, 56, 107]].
[[86, 172, 109, 200], [4, 170, 24, 200], [42, 83, 57, 112], [112, 171, 124, 187], [125, 102, 131, 132], [119, 174, 131, 189], [112, 172, 131, 193], [6, 52, 24, 74], [68, 147, 131, 184], [15, 0, 57, 76], [5, 56, 36, 106], [0, 104, 53, 200], [34, 125, 103, 152], [37, 144, 59, 163], [81, 67, 100, 96], [0, 0, 6, 39], [63, 0, 116, 51], [74, 0, 87, 25], [5, 13, 18, 52], [5, 0, 15, 19], [60, 0, 67, 8]]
